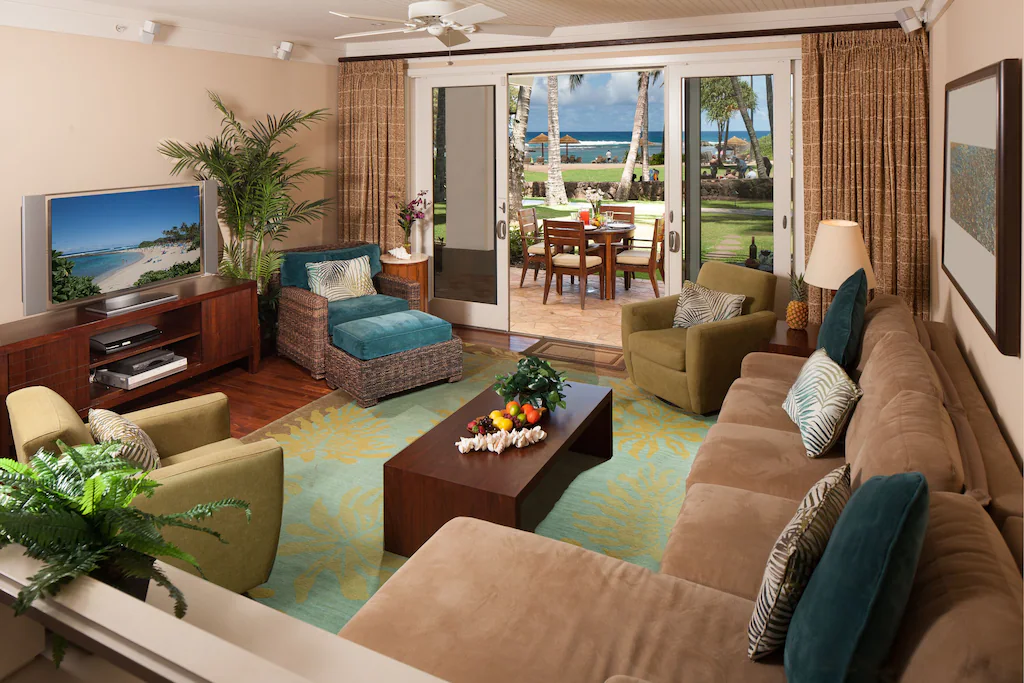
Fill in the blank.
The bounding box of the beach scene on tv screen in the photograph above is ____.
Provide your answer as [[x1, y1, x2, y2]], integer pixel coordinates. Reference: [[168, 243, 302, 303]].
[[50, 186, 202, 304]]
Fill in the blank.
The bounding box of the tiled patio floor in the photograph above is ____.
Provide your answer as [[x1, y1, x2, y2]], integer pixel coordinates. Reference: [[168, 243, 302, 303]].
[[509, 266, 660, 347]]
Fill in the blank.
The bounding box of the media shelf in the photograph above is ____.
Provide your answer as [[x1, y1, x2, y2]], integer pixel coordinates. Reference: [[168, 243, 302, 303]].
[[0, 276, 259, 457]]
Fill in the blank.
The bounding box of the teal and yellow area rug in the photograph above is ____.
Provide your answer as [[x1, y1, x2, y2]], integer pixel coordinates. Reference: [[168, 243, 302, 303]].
[[243, 344, 715, 633]]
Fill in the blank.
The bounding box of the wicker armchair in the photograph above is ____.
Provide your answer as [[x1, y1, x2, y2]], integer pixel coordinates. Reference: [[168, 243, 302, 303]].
[[276, 242, 421, 379]]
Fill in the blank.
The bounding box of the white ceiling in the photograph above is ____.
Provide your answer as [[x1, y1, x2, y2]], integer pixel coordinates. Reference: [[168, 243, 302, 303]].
[[68, 0, 897, 44]]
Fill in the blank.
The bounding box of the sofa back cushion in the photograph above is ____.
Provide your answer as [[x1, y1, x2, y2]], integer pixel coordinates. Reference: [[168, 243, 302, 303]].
[[886, 493, 1023, 683], [694, 261, 775, 315], [926, 320, 1023, 526], [856, 295, 919, 373], [849, 391, 963, 493], [845, 331, 942, 462], [281, 243, 382, 290]]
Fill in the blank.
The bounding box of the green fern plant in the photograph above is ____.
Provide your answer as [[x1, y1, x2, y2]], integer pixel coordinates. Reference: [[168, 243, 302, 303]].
[[157, 92, 331, 298], [0, 441, 249, 622]]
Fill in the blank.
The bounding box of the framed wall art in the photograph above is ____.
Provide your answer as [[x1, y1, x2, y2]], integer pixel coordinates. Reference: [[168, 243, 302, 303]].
[[942, 58, 1022, 356]]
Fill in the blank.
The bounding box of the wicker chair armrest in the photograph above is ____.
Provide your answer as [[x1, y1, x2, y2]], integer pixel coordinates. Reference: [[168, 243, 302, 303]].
[[279, 286, 329, 315], [375, 273, 421, 310]]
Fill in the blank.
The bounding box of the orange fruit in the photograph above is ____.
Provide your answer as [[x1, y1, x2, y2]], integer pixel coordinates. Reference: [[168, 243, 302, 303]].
[[525, 409, 541, 425], [506, 401, 521, 417]]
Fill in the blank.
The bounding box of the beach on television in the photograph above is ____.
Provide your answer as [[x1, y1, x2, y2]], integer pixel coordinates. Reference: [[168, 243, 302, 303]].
[[49, 186, 203, 304]]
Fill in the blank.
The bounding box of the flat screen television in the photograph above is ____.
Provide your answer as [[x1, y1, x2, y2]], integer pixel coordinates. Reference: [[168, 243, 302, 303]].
[[22, 182, 220, 316]]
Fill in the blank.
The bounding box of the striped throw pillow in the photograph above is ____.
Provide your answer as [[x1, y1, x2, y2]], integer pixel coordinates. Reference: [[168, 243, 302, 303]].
[[783, 349, 863, 458], [88, 409, 160, 470], [747, 464, 852, 659], [672, 280, 745, 328], [306, 256, 377, 302]]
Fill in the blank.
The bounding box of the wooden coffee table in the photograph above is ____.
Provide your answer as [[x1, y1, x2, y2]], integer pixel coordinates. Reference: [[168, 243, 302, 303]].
[[383, 382, 613, 556]]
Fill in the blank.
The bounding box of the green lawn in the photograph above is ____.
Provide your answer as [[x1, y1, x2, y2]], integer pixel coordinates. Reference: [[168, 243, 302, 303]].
[[524, 166, 666, 183]]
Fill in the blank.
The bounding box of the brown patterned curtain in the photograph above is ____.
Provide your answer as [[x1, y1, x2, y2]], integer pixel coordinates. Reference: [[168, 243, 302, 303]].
[[338, 59, 406, 249], [802, 29, 930, 322]]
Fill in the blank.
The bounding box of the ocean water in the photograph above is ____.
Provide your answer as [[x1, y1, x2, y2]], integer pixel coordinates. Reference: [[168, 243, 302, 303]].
[[525, 130, 770, 163], [69, 251, 144, 279]]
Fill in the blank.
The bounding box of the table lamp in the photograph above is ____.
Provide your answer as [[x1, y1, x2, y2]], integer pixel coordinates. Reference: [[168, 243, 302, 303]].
[[804, 220, 877, 291]]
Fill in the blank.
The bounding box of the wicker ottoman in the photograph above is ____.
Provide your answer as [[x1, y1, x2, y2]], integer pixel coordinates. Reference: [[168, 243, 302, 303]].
[[325, 331, 463, 408]]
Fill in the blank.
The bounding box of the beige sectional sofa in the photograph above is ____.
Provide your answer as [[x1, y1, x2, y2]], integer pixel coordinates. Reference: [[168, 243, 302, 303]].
[[340, 296, 1023, 683]]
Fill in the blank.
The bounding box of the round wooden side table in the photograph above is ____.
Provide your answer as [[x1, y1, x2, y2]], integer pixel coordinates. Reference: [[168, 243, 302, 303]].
[[380, 253, 429, 312]]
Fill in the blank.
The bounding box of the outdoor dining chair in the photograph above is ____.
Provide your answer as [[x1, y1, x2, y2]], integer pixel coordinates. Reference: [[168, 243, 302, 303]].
[[518, 208, 545, 287], [543, 219, 605, 310], [616, 217, 666, 298]]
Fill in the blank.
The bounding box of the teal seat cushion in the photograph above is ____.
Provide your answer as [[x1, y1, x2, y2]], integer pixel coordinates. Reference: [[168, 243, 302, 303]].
[[328, 295, 409, 330], [332, 310, 452, 361], [281, 244, 382, 290], [817, 268, 868, 369], [785, 472, 930, 683]]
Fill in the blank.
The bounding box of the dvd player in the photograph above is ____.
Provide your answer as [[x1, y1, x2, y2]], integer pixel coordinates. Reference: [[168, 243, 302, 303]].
[[90, 324, 162, 354], [107, 349, 177, 376], [94, 354, 187, 390]]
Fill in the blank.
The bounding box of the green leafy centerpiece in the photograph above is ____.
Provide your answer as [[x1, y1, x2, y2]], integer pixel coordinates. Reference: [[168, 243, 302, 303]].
[[0, 441, 249, 642], [493, 357, 569, 413]]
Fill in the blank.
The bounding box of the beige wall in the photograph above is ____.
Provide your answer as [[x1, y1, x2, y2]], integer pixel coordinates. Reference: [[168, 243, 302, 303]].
[[928, 0, 1024, 457], [0, 26, 338, 324]]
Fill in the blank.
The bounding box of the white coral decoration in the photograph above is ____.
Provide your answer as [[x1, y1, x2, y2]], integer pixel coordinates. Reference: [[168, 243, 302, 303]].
[[456, 426, 547, 454]]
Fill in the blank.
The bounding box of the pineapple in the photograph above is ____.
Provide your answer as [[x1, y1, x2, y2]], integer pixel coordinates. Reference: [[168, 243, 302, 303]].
[[786, 274, 809, 330]]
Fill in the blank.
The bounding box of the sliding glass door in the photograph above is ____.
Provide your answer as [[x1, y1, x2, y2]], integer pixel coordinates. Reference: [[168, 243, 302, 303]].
[[663, 60, 793, 310], [414, 75, 509, 329]]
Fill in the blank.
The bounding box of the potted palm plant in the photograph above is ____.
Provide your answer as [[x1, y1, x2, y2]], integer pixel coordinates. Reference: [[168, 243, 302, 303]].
[[0, 441, 249, 664], [158, 92, 332, 351]]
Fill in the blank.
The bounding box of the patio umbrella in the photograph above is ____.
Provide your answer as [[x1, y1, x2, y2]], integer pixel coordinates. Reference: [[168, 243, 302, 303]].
[[559, 134, 580, 161], [726, 136, 750, 154], [528, 133, 550, 162]]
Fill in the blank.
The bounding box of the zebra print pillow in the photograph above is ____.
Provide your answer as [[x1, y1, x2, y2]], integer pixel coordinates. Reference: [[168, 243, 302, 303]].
[[672, 281, 746, 328], [306, 255, 377, 302], [783, 349, 863, 458], [747, 464, 852, 660], [88, 409, 160, 470]]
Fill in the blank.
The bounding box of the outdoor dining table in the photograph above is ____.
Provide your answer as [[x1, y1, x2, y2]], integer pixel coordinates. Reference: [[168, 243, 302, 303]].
[[585, 223, 636, 300]]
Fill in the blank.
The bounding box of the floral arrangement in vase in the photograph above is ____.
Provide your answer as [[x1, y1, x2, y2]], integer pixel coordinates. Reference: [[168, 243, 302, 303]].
[[585, 188, 603, 220], [397, 191, 429, 250]]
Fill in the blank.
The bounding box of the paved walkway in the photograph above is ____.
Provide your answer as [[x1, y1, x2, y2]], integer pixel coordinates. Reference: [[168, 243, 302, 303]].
[[509, 266, 660, 347]]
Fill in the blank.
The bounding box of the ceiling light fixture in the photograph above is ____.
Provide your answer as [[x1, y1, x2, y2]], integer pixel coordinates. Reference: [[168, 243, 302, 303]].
[[895, 7, 923, 34], [274, 41, 294, 60], [139, 20, 161, 44]]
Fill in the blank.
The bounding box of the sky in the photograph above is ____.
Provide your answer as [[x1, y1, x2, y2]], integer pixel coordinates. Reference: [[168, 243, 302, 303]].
[[51, 186, 201, 255], [524, 72, 773, 133]]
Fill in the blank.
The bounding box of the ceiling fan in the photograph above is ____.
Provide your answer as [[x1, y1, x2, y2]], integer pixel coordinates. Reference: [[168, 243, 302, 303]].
[[331, 1, 554, 46]]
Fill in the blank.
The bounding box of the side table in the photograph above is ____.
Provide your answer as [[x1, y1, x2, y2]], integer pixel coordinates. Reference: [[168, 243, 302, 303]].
[[381, 253, 429, 313], [766, 320, 820, 358]]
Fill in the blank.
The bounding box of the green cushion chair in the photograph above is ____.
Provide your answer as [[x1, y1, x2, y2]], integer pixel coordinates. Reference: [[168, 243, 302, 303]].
[[621, 262, 778, 414], [5, 387, 283, 595]]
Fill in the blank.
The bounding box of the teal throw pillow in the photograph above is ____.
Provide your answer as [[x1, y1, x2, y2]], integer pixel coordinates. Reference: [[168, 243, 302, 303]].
[[784, 472, 930, 683], [817, 268, 868, 368]]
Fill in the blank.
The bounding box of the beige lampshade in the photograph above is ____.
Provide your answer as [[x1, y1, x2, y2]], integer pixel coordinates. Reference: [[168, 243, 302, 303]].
[[804, 220, 877, 291]]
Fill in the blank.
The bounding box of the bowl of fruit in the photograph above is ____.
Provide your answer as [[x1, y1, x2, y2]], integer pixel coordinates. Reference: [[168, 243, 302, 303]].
[[467, 401, 545, 436]]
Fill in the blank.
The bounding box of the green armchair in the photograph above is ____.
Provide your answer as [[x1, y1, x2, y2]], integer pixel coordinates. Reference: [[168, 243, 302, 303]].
[[621, 262, 778, 414], [5, 387, 283, 594]]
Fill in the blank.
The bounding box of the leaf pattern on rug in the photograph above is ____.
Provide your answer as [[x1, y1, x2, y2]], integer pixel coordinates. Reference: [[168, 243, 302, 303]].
[[278, 489, 401, 602], [606, 378, 712, 460], [550, 462, 684, 566], [266, 405, 398, 464]]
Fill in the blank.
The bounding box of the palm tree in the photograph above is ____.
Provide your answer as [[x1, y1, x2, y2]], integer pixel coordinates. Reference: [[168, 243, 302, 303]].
[[730, 77, 767, 178], [509, 83, 532, 215], [639, 70, 662, 182], [545, 75, 569, 206], [615, 71, 650, 201]]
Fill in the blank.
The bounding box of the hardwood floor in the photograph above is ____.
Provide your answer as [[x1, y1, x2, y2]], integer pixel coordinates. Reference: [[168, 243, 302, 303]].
[[128, 326, 540, 438]]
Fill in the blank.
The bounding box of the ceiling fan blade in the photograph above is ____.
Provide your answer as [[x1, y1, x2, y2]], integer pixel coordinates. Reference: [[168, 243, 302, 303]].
[[474, 23, 555, 37], [329, 10, 409, 24], [335, 27, 422, 40], [441, 3, 506, 26], [435, 29, 471, 48]]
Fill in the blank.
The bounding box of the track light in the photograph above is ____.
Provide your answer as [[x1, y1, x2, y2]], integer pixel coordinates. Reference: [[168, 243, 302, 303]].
[[140, 20, 161, 44], [274, 41, 294, 61], [895, 7, 923, 35]]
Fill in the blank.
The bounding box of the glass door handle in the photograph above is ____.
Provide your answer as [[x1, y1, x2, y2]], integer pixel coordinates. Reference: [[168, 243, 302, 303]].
[[668, 231, 681, 253], [496, 219, 507, 240]]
